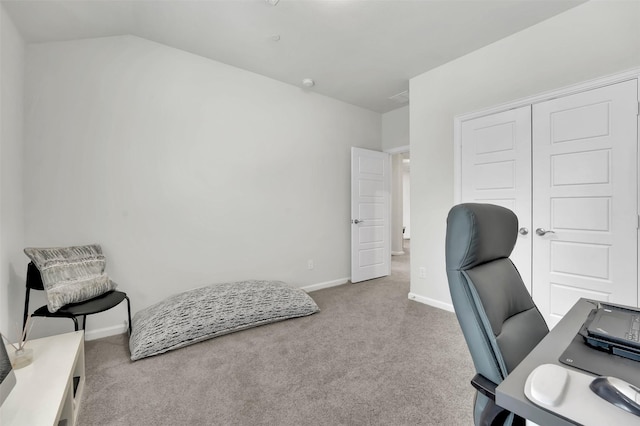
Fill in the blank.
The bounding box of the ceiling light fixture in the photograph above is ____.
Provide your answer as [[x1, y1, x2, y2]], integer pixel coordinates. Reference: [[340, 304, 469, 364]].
[[270, 34, 281, 42], [302, 78, 315, 88]]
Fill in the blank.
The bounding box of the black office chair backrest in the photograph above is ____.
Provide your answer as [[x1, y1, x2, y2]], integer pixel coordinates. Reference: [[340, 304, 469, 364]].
[[445, 203, 548, 425]]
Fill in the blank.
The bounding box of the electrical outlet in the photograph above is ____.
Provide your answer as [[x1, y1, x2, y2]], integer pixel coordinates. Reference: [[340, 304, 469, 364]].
[[418, 267, 426, 278], [308, 260, 314, 270]]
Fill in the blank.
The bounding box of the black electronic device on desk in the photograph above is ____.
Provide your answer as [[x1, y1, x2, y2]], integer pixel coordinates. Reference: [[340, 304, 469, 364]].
[[559, 301, 640, 390], [579, 302, 640, 362]]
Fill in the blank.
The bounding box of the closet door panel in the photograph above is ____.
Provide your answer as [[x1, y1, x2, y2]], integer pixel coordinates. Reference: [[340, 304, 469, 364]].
[[461, 106, 532, 292], [532, 79, 638, 328]]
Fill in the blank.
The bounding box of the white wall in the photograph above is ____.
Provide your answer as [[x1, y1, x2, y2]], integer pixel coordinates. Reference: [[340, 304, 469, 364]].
[[409, 1, 640, 310], [0, 5, 25, 341], [381, 105, 409, 151], [24, 35, 381, 339]]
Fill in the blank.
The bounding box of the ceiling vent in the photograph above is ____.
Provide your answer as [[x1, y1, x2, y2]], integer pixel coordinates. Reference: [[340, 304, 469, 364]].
[[388, 90, 409, 105]]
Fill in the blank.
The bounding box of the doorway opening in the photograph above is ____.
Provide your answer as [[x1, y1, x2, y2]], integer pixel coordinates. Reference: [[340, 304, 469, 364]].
[[388, 147, 410, 279]]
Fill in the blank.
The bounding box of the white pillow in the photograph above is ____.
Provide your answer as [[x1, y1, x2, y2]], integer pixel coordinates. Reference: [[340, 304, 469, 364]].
[[24, 244, 117, 313]]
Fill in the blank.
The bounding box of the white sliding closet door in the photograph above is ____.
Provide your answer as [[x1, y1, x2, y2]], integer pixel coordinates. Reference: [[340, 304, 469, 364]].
[[460, 106, 532, 292], [532, 80, 639, 328]]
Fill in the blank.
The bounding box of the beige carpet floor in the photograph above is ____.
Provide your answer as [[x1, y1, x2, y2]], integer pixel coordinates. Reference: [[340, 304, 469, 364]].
[[78, 241, 475, 425]]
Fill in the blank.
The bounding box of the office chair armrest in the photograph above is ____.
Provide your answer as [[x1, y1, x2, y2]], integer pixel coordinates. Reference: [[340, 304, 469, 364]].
[[472, 374, 525, 426], [471, 373, 499, 401]]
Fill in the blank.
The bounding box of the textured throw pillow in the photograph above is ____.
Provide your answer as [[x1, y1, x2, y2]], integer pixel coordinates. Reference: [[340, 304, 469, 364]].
[[129, 280, 320, 361], [24, 244, 117, 313]]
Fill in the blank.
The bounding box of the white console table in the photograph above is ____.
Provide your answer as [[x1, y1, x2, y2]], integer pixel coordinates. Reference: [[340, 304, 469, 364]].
[[1, 331, 85, 426]]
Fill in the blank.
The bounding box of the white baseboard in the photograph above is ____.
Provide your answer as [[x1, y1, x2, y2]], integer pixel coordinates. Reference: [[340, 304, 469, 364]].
[[408, 292, 454, 313], [391, 251, 405, 256], [302, 277, 349, 293], [85, 322, 129, 341]]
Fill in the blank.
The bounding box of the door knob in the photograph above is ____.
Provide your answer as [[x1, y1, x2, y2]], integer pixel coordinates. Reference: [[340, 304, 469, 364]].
[[353, 219, 365, 224], [519, 227, 529, 235], [536, 228, 555, 236]]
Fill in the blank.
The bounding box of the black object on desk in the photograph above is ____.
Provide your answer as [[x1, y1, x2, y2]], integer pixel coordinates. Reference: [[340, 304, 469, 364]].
[[589, 376, 640, 417], [558, 302, 640, 388], [579, 303, 640, 361], [559, 334, 640, 388]]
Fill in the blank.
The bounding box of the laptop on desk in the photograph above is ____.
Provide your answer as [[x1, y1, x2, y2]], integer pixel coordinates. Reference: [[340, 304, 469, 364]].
[[579, 303, 640, 362]]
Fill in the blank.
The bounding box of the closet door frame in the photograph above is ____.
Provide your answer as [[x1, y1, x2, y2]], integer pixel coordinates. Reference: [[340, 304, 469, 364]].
[[454, 68, 640, 309]]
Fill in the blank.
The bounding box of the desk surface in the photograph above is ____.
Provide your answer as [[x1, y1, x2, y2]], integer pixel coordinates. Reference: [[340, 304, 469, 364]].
[[496, 299, 598, 426], [0, 331, 84, 426]]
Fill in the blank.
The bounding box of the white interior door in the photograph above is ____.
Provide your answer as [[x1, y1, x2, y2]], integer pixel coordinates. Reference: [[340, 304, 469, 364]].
[[532, 80, 639, 328], [460, 106, 533, 292], [351, 147, 391, 283]]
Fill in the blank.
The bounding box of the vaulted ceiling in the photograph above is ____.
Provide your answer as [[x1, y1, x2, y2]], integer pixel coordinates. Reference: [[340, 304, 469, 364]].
[[2, 0, 585, 113]]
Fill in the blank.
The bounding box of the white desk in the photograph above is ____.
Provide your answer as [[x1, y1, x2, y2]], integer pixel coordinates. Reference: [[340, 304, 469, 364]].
[[0, 331, 85, 426]]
